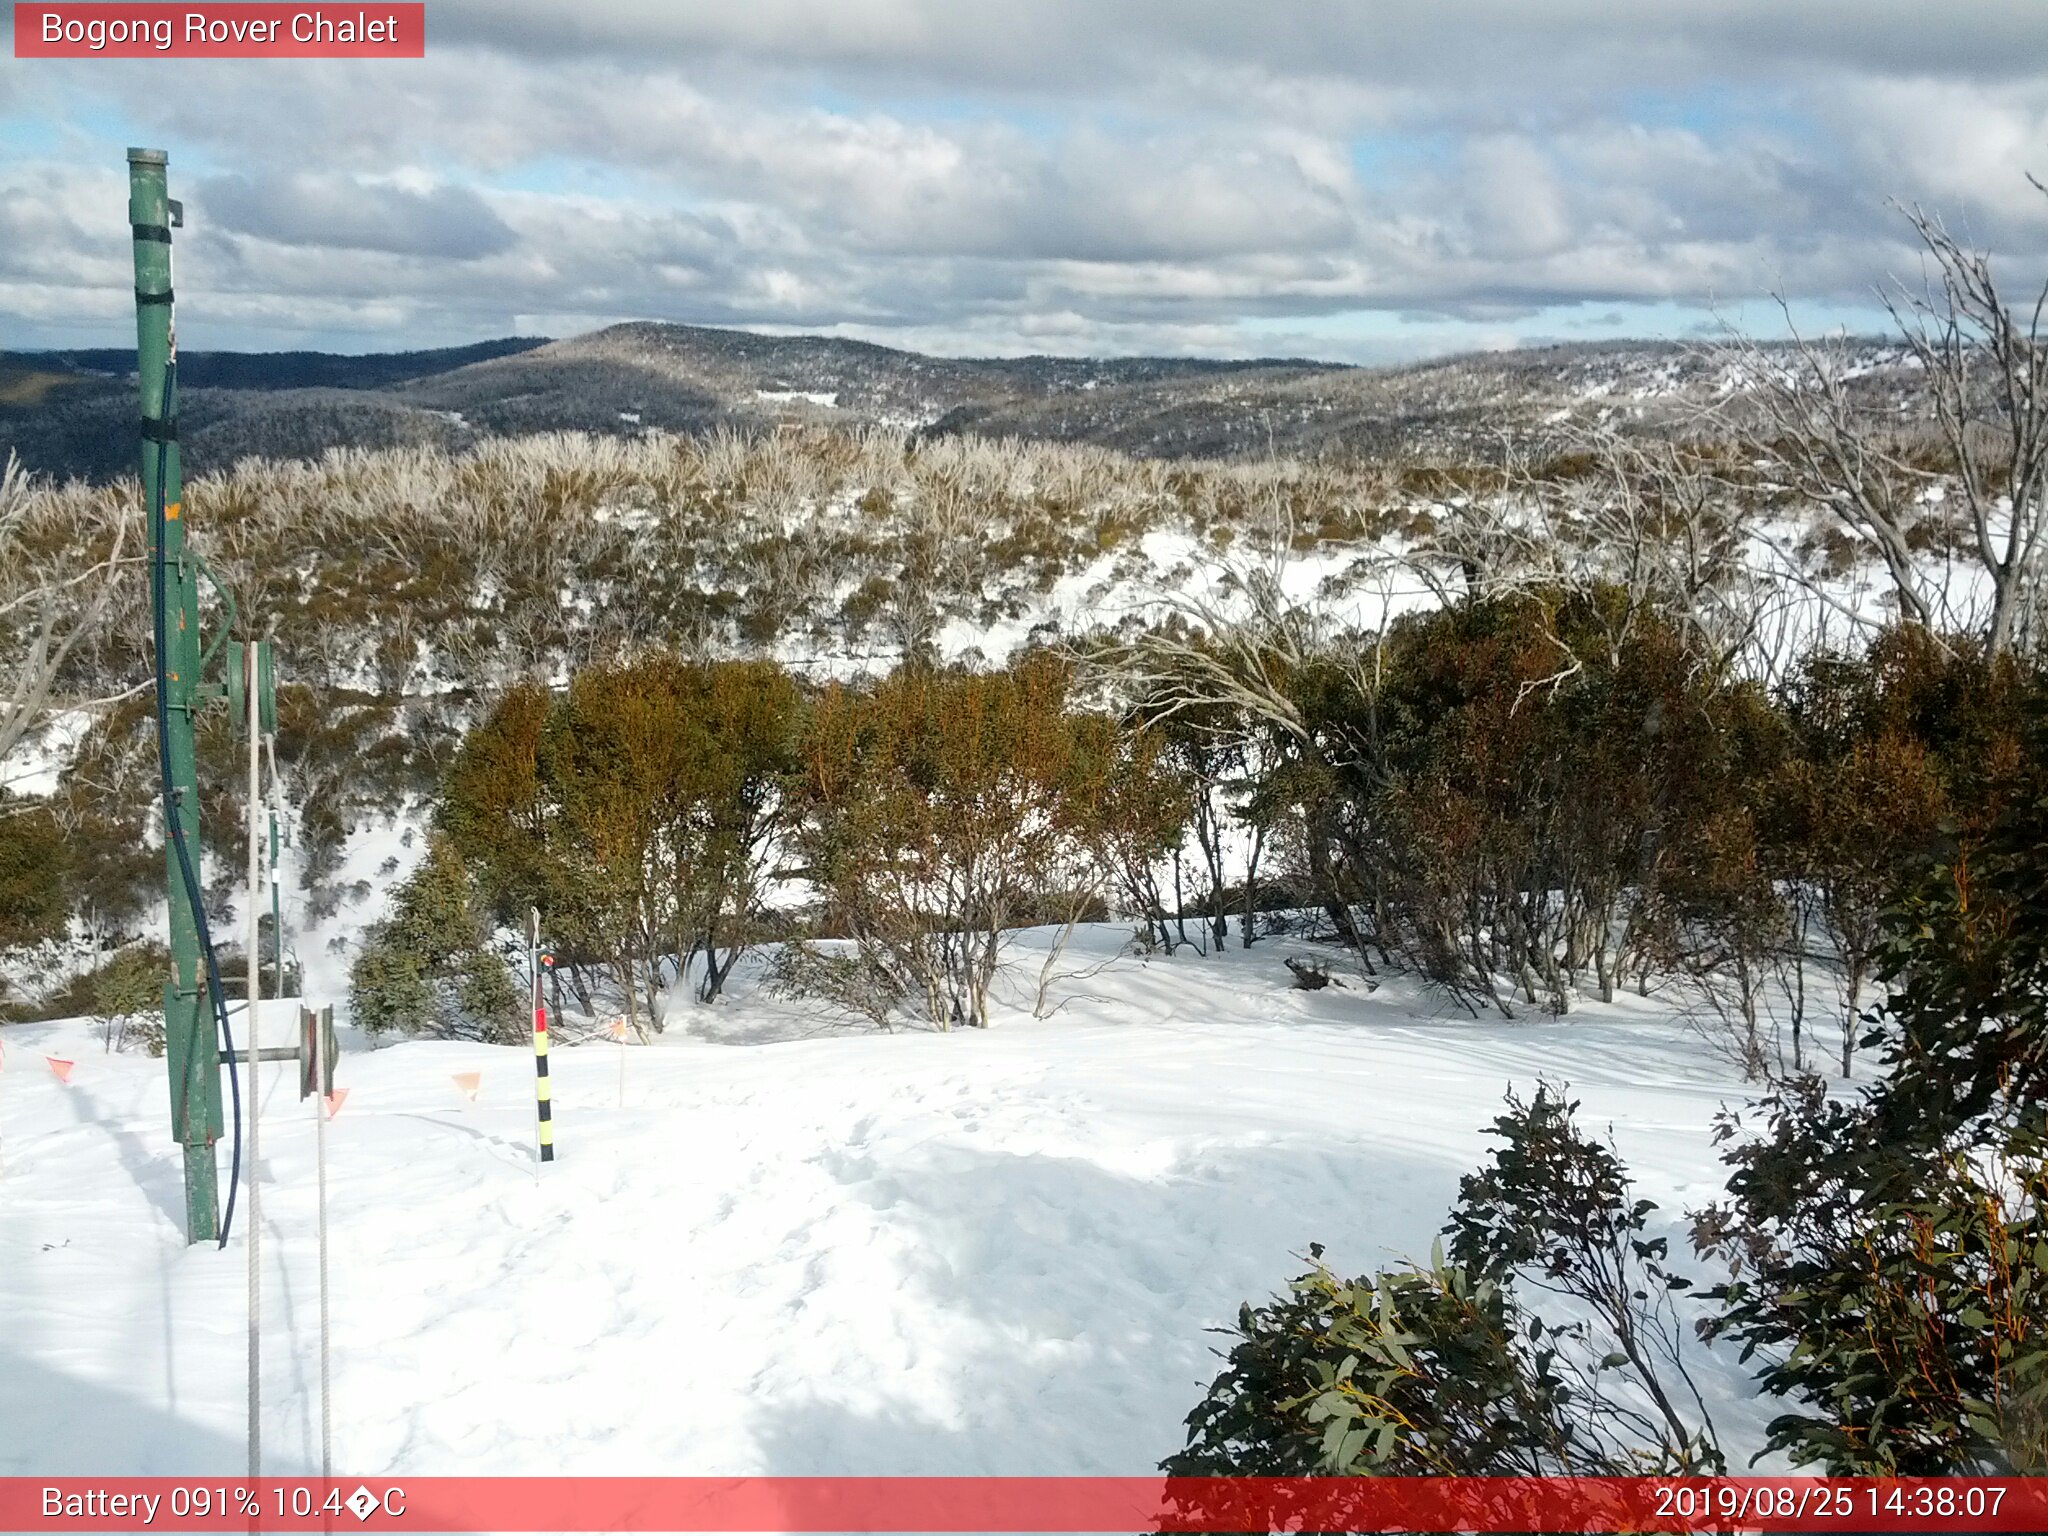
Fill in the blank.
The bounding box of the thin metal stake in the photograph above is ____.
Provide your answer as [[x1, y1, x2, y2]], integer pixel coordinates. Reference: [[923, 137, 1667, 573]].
[[244, 644, 263, 1488], [314, 1006, 334, 1507]]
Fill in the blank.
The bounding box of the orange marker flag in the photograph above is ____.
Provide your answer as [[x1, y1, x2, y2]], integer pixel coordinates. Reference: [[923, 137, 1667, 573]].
[[451, 1070, 481, 1103], [324, 1088, 349, 1118], [45, 1056, 74, 1084]]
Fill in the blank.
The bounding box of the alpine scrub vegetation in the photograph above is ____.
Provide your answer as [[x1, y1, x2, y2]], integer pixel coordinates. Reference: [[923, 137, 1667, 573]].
[[1168, 734, 2048, 1479], [1166, 1250, 1590, 1477], [1104, 581, 2029, 1077], [784, 655, 1149, 1030], [6, 424, 1384, 716], [4, 381, 2040, 1002], [330, 605, 2041, 1055], [437, 654, 805, 1033], [348, 833, 523, 1043], [353, 649, 1190, 1038], [1691, 750, 2048, 1474], [1169, 1088, 1722, 1479]]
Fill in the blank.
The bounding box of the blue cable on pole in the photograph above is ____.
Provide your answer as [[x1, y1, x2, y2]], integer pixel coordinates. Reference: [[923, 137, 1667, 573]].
[[149, 357, 242, 1249]]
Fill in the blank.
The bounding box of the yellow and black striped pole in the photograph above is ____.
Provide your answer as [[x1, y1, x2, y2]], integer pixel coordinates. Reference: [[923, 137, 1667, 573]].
[[528, 907, 555, 1164]]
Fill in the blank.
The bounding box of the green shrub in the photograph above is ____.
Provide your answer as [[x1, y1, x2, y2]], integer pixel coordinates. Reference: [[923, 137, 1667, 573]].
[[0, 804, 69, 947], [348, 834, 520, 1042], [1168, 1085, 1722, 1481], [90, 942, 169, 1055], [1446, 1086, 1722, 1472], [1165, 1244, 1596, 1478], [1694, 1086, 2047, 1474], [1692, 759, 2048, 1473]]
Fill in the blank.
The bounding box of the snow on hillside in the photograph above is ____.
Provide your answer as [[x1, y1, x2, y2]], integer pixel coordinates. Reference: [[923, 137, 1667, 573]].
[[0, 707, 93, 800], [0, 926, 1783, 1479]]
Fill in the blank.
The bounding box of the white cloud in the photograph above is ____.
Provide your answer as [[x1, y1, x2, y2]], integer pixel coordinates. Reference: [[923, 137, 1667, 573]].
[[3, 2, 2046, 354], [1460, 137, 1574, 260], [1822, 77, 2048, 235]]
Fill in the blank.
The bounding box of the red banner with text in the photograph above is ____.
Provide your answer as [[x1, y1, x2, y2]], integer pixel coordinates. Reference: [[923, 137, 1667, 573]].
[[14, 5, 425, 58], [4, 1476, 2044, 1532]]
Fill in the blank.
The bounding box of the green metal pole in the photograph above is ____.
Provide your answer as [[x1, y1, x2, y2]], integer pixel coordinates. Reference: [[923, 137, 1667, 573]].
[[131, 147, 221, 1244]]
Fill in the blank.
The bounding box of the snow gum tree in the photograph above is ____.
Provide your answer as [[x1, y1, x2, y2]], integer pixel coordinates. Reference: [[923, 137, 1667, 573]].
[[0, 454, 135, 776], [1722, 188, 2048, 656], [1071, 719, 1192, 956], [791, 655, 1122, 1030], [442, 654, 803, 1029]]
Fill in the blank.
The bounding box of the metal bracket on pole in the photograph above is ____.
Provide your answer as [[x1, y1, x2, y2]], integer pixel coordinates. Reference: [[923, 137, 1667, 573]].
[[218, 1006, 336, 1099], [301, 1006, 338, 1100], [226, 636, 275, 738]]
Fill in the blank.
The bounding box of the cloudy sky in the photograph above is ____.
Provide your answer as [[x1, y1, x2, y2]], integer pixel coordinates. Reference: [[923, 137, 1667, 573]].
[[3, 2, 2047, 361]]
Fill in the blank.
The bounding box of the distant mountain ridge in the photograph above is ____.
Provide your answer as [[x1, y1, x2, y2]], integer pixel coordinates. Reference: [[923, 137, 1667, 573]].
[[31, 336, 551, 391], [0, 321, 1897, 481]]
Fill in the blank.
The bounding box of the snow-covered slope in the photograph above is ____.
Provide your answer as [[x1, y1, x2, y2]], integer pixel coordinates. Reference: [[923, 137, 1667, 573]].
[[0, 926, 1780, 1478]]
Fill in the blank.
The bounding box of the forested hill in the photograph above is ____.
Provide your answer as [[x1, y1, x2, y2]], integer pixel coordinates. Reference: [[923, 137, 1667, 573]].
[[0, 322, 1901, 482], [28, 336, 550, 390]]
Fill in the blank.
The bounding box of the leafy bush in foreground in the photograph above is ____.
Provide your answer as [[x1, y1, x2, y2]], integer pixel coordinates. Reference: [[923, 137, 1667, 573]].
[[1174, 759, 2048, 1480], [1164, 1245, 1593, 1478], [1169, 1090, 1720, 1477]]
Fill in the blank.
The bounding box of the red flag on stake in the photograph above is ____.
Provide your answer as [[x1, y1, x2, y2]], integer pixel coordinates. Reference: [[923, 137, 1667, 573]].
[[45, 1056, 74, 1084], [324, 1088, 349, 1118], [452, 1070, 481, 1103]]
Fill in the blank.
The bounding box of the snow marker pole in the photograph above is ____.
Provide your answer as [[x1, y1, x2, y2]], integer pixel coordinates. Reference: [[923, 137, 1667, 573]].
[[529, 908, 554, 1164]]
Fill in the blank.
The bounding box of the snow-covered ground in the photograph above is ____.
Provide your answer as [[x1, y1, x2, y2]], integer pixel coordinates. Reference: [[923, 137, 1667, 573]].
[[0, 925, 1782, 1478]]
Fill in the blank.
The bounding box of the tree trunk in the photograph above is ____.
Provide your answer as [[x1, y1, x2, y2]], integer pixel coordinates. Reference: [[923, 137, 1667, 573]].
[[1841, 961, 1862, 1079], [620, 954, 642, 1038]]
